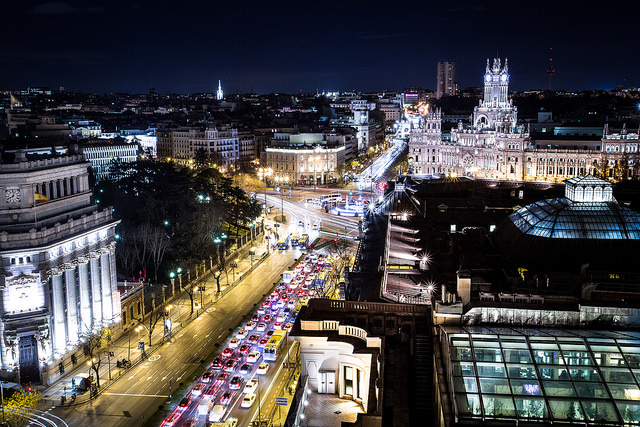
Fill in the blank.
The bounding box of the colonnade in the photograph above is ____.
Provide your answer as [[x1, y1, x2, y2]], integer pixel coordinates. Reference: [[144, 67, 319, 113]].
[[48, 243, 117, 357], [33, 173, 88, 201]]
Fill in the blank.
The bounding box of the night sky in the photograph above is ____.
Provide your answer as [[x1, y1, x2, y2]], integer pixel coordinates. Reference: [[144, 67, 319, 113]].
[[2, 1, 638, 94]]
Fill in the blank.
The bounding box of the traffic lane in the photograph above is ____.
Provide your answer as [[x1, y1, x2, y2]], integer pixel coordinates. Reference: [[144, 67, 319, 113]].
[[52, 250, 296, 427], [157, 250, 298, 423]]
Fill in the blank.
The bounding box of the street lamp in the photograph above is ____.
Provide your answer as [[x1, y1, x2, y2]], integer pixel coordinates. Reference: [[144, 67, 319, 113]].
[[250, 246, 257, 266], [165, 305, 173, 335], [232, 258, 239, 279], [214, 271, 221, 293]]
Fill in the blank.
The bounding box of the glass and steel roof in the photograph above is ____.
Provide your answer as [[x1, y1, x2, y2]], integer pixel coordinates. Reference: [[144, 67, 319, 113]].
[[510, 197, 640, 240], [443, 326, 640, 425]]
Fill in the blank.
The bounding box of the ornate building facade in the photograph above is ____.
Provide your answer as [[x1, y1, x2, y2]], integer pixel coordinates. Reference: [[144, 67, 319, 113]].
[[0, 149, 120, 384], [410, 58, 640, 182]]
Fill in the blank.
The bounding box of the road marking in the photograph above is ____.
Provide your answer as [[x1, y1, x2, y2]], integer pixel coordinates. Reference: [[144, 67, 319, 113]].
[[128, 374, 136, 380], [161, 375, 168, 381], [146, 375, 153, 381], [148, 355, 161, 361], [102, 392, 168, 398]]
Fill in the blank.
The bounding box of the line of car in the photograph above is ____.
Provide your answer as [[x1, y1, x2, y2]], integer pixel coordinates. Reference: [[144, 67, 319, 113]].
[[161, 252, 336, 427]]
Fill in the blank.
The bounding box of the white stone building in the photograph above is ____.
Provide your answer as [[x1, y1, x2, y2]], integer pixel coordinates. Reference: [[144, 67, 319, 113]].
[[261, 132, 349, 185], [80, 141, 138, 181], [409, 58, 640, 181], [0, 149, 120, 384]]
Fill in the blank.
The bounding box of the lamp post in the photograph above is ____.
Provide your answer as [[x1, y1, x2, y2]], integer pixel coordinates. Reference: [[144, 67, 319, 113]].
[[232, 258, 239, 280], [169, 272, 175, 295], [164, 305, 173, 336], [177, 267, 183, 291], [215, 271, 221, 293], [250, 246, 256, 266]]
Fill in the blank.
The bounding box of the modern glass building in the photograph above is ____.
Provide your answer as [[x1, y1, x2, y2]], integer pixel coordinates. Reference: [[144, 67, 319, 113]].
[[438, 326, 640, 425]]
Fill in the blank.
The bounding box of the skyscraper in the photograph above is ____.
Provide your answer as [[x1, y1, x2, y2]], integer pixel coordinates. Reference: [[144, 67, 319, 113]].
[[436, 61, 456, 99]]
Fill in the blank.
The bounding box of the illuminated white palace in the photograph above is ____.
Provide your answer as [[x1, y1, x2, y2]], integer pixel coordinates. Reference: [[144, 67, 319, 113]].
[[410, 58, 640, 181], [0, 149, 120, 384]]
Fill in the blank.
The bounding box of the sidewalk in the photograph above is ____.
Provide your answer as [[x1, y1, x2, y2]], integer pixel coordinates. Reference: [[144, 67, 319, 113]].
[[40, 231, 272, 406]]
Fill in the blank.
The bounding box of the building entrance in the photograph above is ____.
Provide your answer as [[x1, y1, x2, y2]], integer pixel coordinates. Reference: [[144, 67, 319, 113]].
[[19, 335, 40, 384]]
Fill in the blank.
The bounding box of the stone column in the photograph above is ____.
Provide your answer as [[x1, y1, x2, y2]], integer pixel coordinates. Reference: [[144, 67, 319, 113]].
[[78, 260, 92, 334], [65, 178, 71, 196], [51, 273, 66, 356], [64, 268, 79, 346], [100, 252, 113, 323], [109, 245, 120, 322], [90, 256, 103, 330], [52, 180, 59, 199]]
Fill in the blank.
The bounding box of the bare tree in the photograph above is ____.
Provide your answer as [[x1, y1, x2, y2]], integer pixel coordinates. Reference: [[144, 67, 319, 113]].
[[327, 236, 353, 260], [147, 225, 170, 286], [83, 327, 112, 389]]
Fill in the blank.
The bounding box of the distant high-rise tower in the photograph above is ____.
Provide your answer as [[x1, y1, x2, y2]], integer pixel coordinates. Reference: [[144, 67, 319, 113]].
[[216, 80, 224, 100], [436, 61, 456, 99], [546, 48, 555, 91]]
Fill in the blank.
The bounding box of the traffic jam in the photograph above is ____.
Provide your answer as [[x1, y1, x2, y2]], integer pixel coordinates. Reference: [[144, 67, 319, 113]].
[[161, 250, 338, 427]]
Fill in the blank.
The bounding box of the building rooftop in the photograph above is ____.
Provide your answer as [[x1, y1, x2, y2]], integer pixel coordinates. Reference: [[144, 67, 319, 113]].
[[439, 325, 640, 426]]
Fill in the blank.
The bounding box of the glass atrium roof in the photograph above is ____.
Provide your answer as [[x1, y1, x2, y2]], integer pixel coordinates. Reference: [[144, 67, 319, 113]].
[[442, 326, 640, 425], [509, 198, 640, 239]]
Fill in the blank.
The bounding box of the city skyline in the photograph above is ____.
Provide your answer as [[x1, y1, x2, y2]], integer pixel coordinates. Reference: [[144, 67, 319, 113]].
[[1, 1, 639, 94]]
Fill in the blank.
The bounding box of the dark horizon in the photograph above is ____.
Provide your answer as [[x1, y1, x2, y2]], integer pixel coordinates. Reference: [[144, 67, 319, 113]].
[[2, 1, 639, 94]]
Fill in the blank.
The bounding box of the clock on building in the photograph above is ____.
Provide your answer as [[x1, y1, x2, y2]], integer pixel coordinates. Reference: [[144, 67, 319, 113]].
[[5, 189, 21, 204]]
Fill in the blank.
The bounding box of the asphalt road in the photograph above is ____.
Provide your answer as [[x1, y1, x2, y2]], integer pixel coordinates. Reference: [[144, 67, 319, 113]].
[[50, 249, 296, 427]]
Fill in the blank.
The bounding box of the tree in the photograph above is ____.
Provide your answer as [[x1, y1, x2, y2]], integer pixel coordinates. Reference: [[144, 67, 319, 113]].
[[327, 237, 353, 260], [232, 173, 266, 194], [83, 327, 112, 389], [147, 226, 170, 286], [4, 390, 41, 427], [194, 148, 211, 169]]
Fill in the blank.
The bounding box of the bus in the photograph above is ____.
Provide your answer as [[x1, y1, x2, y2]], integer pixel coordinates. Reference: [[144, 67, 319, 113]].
[[298, 234, 309, 248], [282, 270, 294, 284], [264, 330, 287, 361], [277, 235, 290, 250], [320, 193, 342, 204], [291, 232, 299, 246]]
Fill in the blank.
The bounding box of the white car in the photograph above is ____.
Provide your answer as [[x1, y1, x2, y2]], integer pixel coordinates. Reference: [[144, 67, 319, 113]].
[[228, 338, 240, 348], [256, 323, 267, 332], [245, 321, 256, 331], [236, 329, 247, 339], [257, 363, 270, 375], [247, 351, 261, 363], [241, 393, 256, 408], [243, 379, 258, 394]]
